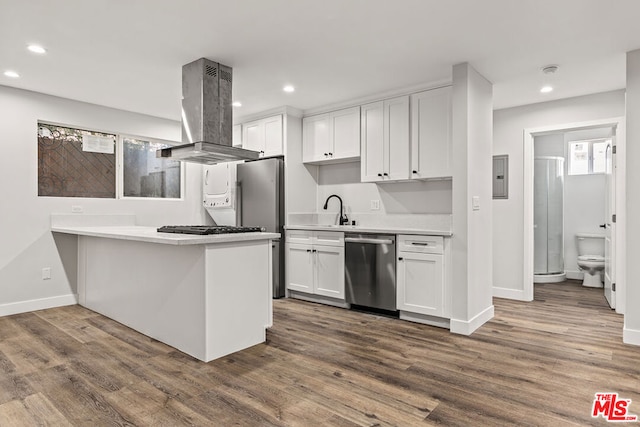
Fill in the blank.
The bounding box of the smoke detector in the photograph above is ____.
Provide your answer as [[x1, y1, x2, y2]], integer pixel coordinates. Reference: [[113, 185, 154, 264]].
[[541, 65, 559, 74]]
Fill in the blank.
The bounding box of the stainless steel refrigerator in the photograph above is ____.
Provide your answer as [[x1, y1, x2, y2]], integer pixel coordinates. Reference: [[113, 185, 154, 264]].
[[236, 157, 285, 298]]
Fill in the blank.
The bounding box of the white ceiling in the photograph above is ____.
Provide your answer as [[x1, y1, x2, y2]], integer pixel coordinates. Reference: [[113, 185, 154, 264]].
[[1, 0, 639, 121]]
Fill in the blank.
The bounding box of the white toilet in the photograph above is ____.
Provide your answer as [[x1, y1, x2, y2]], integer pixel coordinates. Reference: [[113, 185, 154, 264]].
[[575, 233, 605, 288]]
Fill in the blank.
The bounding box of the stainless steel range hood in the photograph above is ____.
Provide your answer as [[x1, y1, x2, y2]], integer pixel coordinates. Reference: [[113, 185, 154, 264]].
[[157, 58, 260, 164]]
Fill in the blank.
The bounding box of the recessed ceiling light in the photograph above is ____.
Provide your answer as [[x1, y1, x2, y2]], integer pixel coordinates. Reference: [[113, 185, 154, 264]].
[[283, 85, 295, 93], [232, 101, 242, 107], [540, 86, 553, 93], [4, 70, 20, 78], [27, 44, 47, 54]]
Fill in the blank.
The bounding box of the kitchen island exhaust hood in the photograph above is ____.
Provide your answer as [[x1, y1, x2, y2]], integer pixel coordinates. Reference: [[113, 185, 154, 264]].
[[157, 58, 260, 164]]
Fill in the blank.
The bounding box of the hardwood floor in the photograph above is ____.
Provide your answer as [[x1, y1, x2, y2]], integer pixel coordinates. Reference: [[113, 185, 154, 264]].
[[0, 281, 637, 426]]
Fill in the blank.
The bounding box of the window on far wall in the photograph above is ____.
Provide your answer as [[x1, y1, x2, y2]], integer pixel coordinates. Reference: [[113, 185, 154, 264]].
[[37, 122, 182, 199], [568, 138, 611, 176], [38, 123, 117, 198], [122, 137, 181, 199]]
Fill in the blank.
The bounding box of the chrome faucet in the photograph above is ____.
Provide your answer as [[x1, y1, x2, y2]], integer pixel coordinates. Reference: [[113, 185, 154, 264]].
[[323, 194, 349, 225]]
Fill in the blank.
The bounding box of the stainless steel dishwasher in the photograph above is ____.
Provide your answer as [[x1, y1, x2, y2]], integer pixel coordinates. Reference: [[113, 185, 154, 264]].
[[344, 233, 397, 313]]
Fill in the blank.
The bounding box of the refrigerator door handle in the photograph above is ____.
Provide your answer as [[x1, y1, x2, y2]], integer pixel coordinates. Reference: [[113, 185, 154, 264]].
[[236, 181, 242, 226]]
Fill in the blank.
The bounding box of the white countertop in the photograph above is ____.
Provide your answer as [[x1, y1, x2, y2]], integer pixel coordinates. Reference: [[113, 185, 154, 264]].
[[52, 225, 280, 246], [284, 224, 452, 237]]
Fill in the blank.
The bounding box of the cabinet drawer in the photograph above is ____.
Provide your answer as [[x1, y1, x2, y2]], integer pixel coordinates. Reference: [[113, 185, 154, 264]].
[[285, 230, 314, 244], [398, 235, 443, 254], [314, 231, 344, 246], [285, 230, 344, 246]]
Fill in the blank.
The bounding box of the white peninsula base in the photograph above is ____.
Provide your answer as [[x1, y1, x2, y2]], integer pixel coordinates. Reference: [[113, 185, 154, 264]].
[[53, 219, 276, 363]]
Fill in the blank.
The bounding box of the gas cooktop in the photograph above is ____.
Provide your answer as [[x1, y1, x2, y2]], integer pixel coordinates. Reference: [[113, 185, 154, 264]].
[[157, 225, 264, 235]]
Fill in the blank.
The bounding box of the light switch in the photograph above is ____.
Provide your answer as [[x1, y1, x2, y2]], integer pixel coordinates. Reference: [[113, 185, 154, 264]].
[[472, 196, 480, 211]]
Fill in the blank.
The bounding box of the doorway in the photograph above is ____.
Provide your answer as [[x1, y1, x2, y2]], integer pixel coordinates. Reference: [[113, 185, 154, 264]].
[[523, 117, 625, 314]]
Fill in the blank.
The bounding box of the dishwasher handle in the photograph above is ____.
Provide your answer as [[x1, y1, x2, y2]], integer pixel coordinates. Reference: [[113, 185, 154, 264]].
[[345, 237, 394, 245]]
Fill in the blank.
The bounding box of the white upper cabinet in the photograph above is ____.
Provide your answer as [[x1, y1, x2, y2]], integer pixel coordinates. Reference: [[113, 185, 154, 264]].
[[242, 114, 283, 157], [360, 101, 384, 182], [331, 107, 360, 160], [361, 95, 410, 182], [410, 86, 452, 179], [303, 107, 360, 164], [302, 113, 330, 162]]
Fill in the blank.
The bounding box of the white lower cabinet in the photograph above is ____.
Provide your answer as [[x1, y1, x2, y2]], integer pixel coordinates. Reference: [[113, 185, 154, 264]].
[[286, 229, 450, 325], [286, 243, 315, 293], [285, 231, 345, 300], [397, 251, 444, 317], [396, 235, 449, 320]]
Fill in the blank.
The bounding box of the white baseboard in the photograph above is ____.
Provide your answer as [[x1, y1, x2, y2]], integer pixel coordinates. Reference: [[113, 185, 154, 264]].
[[493, 286, 529, 301], [623, 326, 640, 346], [450, 304, 495, 336], [0, 294, 78, 317]]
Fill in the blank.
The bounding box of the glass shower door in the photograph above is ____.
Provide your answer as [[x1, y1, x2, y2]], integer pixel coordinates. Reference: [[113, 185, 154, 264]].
[[534, 157, 564, 276]]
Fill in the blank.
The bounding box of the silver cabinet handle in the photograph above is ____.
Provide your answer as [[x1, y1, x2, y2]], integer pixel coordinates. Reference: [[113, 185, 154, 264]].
[[410, 242, 431, 246], [345, 237, 394, 245]]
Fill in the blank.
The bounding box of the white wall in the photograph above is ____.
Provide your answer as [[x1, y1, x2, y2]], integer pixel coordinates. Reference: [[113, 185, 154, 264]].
[[624, 49, 640, 345], [450, 63, 494, 334], [316, 162, 452, 216], [534, 134, 564, 157], [283, 112, 318, 215], [492, 90, 625, 299], [0, 85, 207, 315]]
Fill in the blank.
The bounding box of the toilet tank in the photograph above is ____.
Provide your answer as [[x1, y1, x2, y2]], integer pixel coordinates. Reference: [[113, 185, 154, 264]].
[[575, 233, 605, 256]]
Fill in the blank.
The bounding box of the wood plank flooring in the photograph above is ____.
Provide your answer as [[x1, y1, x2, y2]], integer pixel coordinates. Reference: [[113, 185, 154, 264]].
[[0, 280, 638, 426]]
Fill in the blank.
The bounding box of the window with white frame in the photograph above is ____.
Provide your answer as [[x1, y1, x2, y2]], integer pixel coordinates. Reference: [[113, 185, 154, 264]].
[[37, 122, 183, 199], [568, 138, 611, 176]]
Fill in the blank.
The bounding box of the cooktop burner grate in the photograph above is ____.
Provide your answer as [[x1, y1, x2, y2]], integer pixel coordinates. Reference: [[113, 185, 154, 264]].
[[157, 225, 264, 235]]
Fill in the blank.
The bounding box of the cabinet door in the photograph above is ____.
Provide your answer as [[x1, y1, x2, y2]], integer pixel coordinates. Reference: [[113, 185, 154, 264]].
[[315, 245, 345, 299], [302, 113, 331, 163], [263, 115, 283, 157], [286, 243, 314, 293], [243, 120, 264, 155], [360, 101, 385, 182], [397, 252, 445, 317], [331, 107, 360, 161], [385, 95, 410, 181], [411, 87, 452, 179]]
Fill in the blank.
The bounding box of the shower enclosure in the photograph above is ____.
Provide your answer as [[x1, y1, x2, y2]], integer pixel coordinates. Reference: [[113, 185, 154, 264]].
[[534, 157, 566, 283]]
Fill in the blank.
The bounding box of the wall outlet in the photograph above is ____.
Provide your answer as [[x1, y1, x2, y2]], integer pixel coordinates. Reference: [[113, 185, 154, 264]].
[[370, 199, 380, 211], [71, 205, 84, 213], [42, 267, 51, 280], [472, 196, 480, 211]]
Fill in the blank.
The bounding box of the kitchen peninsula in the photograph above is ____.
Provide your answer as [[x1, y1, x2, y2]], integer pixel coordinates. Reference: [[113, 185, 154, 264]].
[[51, 215, 278, 362]]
